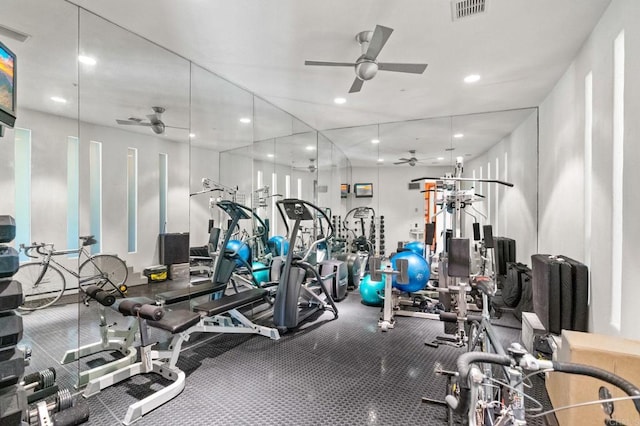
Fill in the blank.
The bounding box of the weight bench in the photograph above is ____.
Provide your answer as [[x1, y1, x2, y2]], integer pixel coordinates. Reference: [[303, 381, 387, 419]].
[[83, 297, 196, 425], [83, 287, 279, 424], [155, 282, 226, 306], [61, 285, 139, 388]]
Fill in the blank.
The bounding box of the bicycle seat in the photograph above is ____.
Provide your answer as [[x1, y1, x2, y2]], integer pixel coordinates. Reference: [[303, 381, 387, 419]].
[[80, 235, 97, 246], [471, 276, 495, 296]]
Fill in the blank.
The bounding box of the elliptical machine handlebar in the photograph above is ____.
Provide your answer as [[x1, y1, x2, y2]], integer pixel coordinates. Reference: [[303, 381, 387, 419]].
[[276, 198, 334, 262]]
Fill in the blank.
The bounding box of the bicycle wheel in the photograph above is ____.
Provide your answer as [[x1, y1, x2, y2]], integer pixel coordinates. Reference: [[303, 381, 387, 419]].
[[466, 321, 484, 352], [79, 254, 128, 294], [16, 263, 66, 310]]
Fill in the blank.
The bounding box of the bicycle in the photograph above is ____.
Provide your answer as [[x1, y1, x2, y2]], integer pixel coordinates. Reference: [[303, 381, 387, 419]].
[[14, 235, 128, 310], [444, 343, 640, 425]]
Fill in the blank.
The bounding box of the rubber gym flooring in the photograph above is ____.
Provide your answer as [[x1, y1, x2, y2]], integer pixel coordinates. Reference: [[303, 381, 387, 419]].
[[20, 283, 553, 425]]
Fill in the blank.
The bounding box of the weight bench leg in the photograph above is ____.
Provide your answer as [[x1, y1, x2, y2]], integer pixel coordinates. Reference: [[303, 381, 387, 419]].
[[122, 362, 185, 425], [75, 346, 137, 389]]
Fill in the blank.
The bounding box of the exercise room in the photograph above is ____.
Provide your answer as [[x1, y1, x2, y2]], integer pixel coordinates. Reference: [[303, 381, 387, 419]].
[[1, 0, 639, 425]]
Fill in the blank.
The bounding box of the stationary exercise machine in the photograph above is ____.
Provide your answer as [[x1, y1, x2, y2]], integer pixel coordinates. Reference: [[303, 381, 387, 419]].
[[272, 199, 339, 332], [411, 157, 513, 347]]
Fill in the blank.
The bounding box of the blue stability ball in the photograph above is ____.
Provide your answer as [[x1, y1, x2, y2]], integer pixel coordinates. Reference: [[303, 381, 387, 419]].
[[252, 261, 269, 285], [359, 274, 385, 306], [268, 235, 289, 257], [404, 241, 425, 258], [391, 251, 430, 293], [226, 239, 251, 266]]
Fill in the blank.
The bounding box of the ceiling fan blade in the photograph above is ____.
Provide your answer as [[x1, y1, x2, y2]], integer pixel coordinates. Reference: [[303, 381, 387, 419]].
[[377, 63, 428, 74], [394, 160, 410, 165], [164, 125, 190, 130], [116, 119, 151, 126], [365, 25, 393, 60], [349, 77, 364, 93], [305, 60, 356, 67], [397, 158, 410, 162], [146, 113, 162, 122]]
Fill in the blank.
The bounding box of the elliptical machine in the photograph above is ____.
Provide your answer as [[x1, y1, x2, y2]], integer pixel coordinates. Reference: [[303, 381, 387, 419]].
[[272, 199, 338, 333]]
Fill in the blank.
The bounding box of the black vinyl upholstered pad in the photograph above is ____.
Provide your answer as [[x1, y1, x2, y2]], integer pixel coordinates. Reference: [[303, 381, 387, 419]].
[[156, 283, 226, 305], [148, 309, 201, 334], [193, 288, 267, 317], [531, 254, 562, 334]]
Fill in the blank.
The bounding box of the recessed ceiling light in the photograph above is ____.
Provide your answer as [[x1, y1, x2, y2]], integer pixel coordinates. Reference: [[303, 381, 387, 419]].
[[334, 97, 346, 105], [267, 154, 274, 158], [305, 145, 316, 151], [189, 133, 195, 138], [437, 157, 444, 161], [239, 117, 251, 124], [78, 55, 97, 66], [464, 74, 481, 83], [50, 96, 67, 104], [371, 139, 380, 144], [377, 158, 384, 163], [453, 133, 464, 138]]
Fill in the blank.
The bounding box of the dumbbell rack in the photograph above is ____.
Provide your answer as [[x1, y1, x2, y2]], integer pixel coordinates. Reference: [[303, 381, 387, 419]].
[[0, 215, 90, 425]]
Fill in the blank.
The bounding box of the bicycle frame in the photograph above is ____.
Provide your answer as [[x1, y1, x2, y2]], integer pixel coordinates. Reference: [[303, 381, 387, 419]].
[[33, 245, 104, 288]]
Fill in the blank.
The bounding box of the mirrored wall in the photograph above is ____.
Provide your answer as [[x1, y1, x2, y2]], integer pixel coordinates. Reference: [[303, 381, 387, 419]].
[[0, 0, 537, 398]]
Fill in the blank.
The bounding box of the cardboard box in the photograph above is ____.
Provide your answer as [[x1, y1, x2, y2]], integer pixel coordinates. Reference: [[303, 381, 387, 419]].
[[546, 330, 640, 425]]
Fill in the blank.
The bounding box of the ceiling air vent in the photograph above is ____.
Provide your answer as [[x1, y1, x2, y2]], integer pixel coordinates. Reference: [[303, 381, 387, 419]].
[[451, 0, 487, 21], [408, 182, 421, 191]]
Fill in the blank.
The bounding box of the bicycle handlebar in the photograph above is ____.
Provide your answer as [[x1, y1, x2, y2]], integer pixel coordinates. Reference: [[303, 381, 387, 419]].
[[20, 242, 50, 258], [450, 350, 640, 416]]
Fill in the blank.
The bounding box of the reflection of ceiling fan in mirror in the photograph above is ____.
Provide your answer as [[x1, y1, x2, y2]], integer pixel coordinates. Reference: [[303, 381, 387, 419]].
[[304, 25, 428, 93], [293, 158, 317, 173], [394, 150, 429, 167], [116, 106, 187, 135]]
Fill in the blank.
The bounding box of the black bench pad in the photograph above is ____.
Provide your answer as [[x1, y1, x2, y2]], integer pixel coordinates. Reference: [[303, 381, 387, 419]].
[[148, 309, 201, 334], [193, 288, 267, 317], [156, 283, 226, 305]]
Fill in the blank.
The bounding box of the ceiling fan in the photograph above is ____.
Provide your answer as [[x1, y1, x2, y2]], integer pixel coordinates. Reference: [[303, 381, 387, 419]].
[[394, 150, 429, 167], [304, 24, 428, 93], [116, 106, 187, 135], [293, 158, 317, 173]]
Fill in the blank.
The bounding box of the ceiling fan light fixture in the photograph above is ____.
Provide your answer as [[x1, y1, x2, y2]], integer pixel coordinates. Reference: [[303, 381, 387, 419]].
[[464, 74, 481, 83]]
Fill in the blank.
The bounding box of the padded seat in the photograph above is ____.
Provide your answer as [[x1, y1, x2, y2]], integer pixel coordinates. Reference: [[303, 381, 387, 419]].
[[156, 283, 226, 305], [194, 288, 267, 317], [148, 309, 202, 334]]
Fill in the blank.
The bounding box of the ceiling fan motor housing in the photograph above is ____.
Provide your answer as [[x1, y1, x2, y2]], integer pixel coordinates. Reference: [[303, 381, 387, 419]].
[[355, 57, 378, 80]]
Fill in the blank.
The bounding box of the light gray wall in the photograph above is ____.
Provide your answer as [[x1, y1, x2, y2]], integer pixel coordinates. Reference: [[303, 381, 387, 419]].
[[465, 111, 539, 264], [189, 146, 220, 247], [3, 108, 193, 274], [350, 165, 449, 256], [537, 0, 640, 338]]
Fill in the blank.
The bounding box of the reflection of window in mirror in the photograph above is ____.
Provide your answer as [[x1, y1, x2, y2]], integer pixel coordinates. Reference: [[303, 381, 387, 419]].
[[14, 128, 31, 261], [89, 141, 103, 254]]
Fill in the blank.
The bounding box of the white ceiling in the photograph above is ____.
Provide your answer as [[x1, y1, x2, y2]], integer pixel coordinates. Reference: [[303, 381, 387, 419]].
[[1, 0, 611, 168], [73, 0, 611, 131]]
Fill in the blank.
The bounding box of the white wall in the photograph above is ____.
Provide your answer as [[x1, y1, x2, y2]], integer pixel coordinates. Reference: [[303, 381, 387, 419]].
[[349, 165, 449, 256], [1, 108, 193, 275], [189, 146, 220, 247], [537, 0, 640, 338], [465, 111, 539, 264]]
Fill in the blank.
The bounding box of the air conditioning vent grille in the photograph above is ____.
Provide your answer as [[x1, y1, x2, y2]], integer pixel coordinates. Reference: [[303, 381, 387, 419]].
[[452, 0, 487, 21], [408, 182, 421, 191]]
